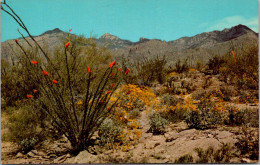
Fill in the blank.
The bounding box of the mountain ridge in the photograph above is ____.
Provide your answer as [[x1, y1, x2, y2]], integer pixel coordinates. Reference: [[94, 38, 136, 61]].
[[1, 24, 258, 64]]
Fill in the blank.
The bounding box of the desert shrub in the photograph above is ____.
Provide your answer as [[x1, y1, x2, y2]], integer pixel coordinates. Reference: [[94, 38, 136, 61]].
[[161, 94, 184, 106], [192, 90, 207, 100], [174, 154, 193, 163], [206, 55, 226, 75], [221, 44, 258, 90], [185, 95, 222, 129], [133, 55, 167, 86], [202, 76, 213, 89], [238, 91, 257, 104], [181, 79, 195, 93], [98, 118, 124, 148], [18, 138, 38, 154], [195, 143, 232, 163], [195, 59, 203, 71], [175, 58, 189, 73], [235, 127, 259, 160], [4, 104, 44, 153], [218, 85, 237, 101], [149, 112, 169, 135], [225, 107, 259, 127], [128, 108, 141, 119]]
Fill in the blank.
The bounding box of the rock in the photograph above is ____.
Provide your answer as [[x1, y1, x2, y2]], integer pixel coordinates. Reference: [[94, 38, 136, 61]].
[[16, 152, 23, 158], [27, 150, 37, 157], [165, 132, 180, 142], [37, 151, 47, 157], [129, 135, 134, 141], [216, 131, 233, 139], [73, 150, 98, 163], [241, 158, 251, 163], [151, 135, 165, 141], [53, 154, 67, 164], [207, 134, 213, 138], [145, 141, 161, 149], [143, 133, 153, 139]]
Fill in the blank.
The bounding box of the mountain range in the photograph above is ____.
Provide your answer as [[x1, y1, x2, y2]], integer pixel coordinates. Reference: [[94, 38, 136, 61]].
[[1, 24, 258, 65]]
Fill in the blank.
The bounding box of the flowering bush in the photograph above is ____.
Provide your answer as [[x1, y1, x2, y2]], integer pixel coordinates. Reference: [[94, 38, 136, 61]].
[[1, 3, 132, 153]]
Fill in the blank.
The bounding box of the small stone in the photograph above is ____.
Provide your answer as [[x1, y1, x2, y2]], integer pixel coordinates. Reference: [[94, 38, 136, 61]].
[[129, 135, 134, 141], [166, 132, 180, 142], [241, 158, 251, 163], [16, 152, 23, 158], [207, 134, 213, 138], [27, 151, 36, 157], [145, 141, 160, 149]]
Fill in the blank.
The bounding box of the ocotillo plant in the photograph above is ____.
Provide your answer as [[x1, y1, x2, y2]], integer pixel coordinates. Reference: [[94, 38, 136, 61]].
[[2, 2, 131, 153]]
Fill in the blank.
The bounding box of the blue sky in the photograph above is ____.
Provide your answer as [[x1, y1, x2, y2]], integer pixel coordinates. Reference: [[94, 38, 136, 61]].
[[1, 0, 258, 42]]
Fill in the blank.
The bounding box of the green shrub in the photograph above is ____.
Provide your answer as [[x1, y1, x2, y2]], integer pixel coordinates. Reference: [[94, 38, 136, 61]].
[[185, 96, 222, 129], [195, 143, 232, 163], [4, 104, 44, 153], [161, 94, 184, 106], [149, 112, 169, 135], [18, 137, 38, 153], [174, 154, 194, 163], [98, 118, 124, 148], [129, 108, 141, 119], [206, 55, 226, 75]]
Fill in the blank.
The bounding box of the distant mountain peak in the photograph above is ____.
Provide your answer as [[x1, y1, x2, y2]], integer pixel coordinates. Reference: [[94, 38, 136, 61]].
[[41, 28, 63, 35], [100, 33, 120, 40]]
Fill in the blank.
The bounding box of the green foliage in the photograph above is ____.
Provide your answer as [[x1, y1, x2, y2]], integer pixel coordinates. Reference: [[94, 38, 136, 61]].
[[4, 104, 44, 153], [129, 108, 141, 119], [195, 143, 232, 163], [149, 112, 169, 135], [98, 118, 124, 148], [136, 56, 167, 86], [161, 94, 184, 106], [18, 138, 38, 154], [174, 154, 194, 163], [185, 95, 222, 129], [206, 55, 226, 75]]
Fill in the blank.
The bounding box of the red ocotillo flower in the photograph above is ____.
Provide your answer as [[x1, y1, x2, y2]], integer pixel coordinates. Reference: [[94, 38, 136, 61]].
[[126, 90, 131, 95], [118, 68, 122, 71], [107, 107, 111, 111], [125, 69, 130, 75], [33, 90, 38, 93], [65, 42, 70, 48], [110, 84, 115, 88], [111, 73, 115, 76], [42, 70, 49, 76], [15, 39, 18, 43], [53, 79, 58, 84], [231, 51, 237, 63], [87, 66, 91, 73], [31, 61, 38, 64], [69, 29, 72, 32], [109, 61, 116, 67], [107, 91, 111, 94], [100, 100, 104, 104], [27, 94, 33, 98]]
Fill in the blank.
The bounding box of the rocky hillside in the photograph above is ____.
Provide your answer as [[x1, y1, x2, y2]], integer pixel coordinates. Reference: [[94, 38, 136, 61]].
[[1, 24, 258, 64]]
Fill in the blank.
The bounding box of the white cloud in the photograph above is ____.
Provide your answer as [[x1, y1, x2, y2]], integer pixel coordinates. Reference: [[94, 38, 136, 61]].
[[206, 16, 258, 32]]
